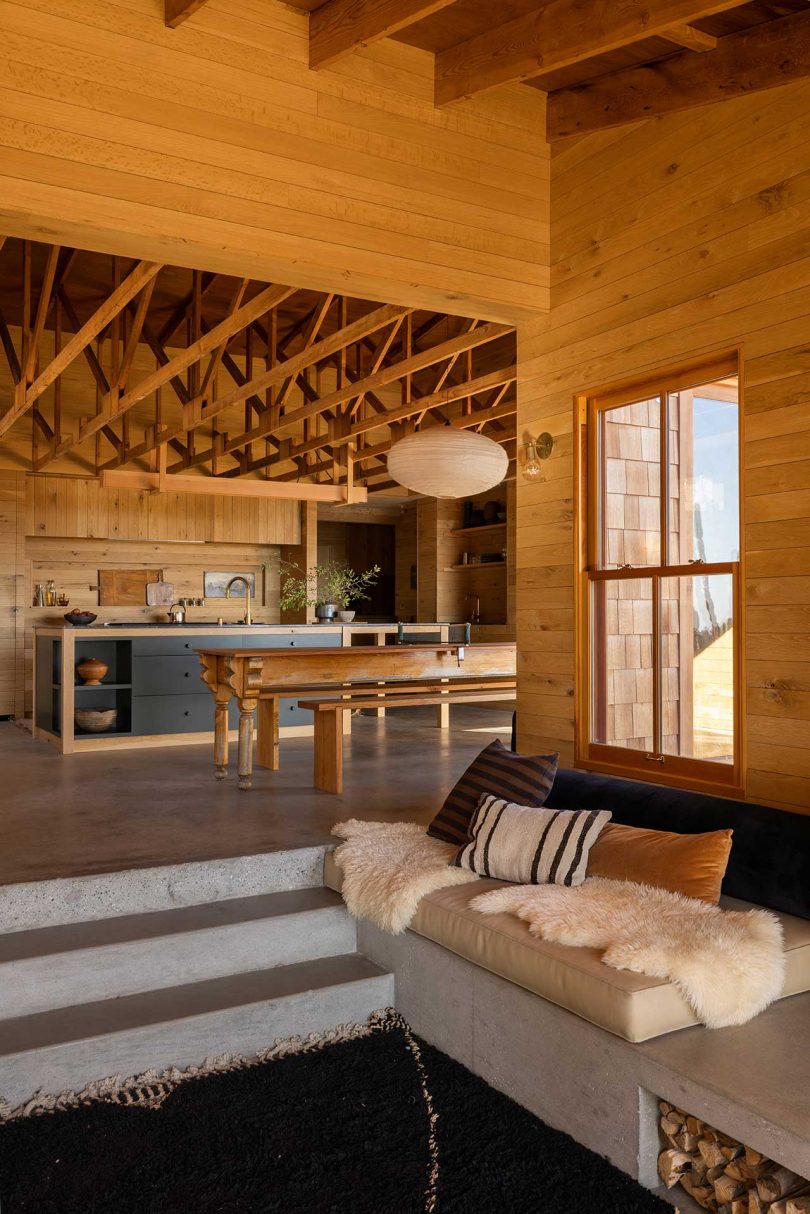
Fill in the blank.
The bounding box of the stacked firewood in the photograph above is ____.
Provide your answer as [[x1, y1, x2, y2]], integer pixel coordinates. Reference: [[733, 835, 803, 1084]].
[[658, 1102, 810, 1214]]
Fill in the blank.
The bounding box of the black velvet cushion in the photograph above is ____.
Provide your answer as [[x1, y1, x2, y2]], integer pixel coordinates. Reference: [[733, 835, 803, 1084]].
[[428, 739, 558, 846], [545, 768, 810, 921]]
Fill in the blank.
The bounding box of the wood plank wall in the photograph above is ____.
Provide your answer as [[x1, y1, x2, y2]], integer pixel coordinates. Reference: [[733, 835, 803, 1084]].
[[0, 471, 26, 716], [0, 0, 549, 321], [516, 79, 810, 815], [2, 473, 301, 712]]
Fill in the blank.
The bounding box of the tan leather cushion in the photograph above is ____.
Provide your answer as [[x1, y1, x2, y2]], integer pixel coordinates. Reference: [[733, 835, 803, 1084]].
[[587, 822, 733, 904], [324, 851, 810, 1043]]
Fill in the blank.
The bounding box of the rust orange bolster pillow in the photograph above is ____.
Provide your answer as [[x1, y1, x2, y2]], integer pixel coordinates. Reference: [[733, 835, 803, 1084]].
[[586, 822, 734, 904]]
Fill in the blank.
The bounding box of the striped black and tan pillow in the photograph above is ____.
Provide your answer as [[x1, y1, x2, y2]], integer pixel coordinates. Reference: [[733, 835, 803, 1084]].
[[453, 795, 611, 886], [428, 739, 559, 846]]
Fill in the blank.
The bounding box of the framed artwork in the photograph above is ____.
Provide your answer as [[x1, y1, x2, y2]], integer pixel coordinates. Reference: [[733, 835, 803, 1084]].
[[204, 571, 257, 599]]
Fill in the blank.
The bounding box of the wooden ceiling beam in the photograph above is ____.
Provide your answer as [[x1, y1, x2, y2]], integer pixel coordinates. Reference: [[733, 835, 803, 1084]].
[[165, 0, 210, 28], [354, 391, 517, 464], [0, 260, 161, 440], [100, 468, 366, 504], [434, 0, 745, 105], [547, 10, 810, 138], [660, 23, 717, 52], [310, 0, 457, 69]]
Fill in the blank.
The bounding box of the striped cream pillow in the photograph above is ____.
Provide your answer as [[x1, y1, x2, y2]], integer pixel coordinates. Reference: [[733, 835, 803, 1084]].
[[453, 795, 611, 886]]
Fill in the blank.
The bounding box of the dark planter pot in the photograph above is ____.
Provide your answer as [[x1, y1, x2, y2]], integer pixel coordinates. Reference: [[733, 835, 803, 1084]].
[[315, 602, 338, 621]]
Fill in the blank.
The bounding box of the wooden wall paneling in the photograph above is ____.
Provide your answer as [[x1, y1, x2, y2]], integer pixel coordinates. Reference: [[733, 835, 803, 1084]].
[[395, 502, 418, 621], [0, 472, 26, 715], [23, 475, 299, 545], [516, 78, 810, 814], [0, 0, 550, 321]]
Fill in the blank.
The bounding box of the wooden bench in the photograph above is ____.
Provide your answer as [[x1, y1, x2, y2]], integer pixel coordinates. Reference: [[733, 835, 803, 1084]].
[[299, 683, 517, 793], [255, 678, 518, 771]]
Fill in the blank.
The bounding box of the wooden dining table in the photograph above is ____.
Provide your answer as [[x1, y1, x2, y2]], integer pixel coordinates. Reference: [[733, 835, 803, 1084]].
[[197, 642, 517, 789]]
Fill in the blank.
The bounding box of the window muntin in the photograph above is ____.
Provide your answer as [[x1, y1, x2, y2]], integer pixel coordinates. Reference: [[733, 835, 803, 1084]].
[[583, 363, 741, 790]]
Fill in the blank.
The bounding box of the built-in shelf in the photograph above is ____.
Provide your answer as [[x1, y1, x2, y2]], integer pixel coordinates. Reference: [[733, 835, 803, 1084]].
[[67, 682, 132, 691], [74, 730, 133, 740], [444, 561, 506, 572], [451, 522, 507, 537]]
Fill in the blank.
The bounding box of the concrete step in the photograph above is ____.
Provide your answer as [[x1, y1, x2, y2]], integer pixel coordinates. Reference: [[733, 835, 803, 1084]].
[[0, 846, 330, 933], [0, 953, 393, 1110], [0, 887, 354, 1019]]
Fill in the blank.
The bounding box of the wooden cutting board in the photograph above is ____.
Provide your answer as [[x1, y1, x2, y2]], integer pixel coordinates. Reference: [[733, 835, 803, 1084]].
[[99, 569, 161, 606]]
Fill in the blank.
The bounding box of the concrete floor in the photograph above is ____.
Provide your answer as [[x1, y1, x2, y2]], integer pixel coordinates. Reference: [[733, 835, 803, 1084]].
[[0, 708, 512, 885]]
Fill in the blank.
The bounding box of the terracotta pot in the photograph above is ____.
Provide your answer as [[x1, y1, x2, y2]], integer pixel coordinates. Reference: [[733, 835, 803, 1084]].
[[77, 657, 108, 686]]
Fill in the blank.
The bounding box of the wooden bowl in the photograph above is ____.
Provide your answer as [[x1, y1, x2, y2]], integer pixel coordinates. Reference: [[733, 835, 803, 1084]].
[[75, 708, 118, 734]]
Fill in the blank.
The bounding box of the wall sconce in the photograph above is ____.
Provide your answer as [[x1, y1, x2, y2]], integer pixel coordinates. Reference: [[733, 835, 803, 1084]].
[[523, 432, 554, 481]]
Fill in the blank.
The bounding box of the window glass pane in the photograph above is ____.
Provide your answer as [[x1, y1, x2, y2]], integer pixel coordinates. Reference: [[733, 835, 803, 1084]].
[[591, 578, 655, 751], [660, 574, 734, 764], [601, 397, 661, 568], [668, 379, 739, 565]]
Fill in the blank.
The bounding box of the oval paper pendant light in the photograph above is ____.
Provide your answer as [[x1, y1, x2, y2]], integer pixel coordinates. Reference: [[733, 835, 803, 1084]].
[[387, 429, 508, 498]]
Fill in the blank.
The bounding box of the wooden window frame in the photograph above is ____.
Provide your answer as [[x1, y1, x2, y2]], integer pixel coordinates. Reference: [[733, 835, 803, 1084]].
[[575, 354, 744, 797]]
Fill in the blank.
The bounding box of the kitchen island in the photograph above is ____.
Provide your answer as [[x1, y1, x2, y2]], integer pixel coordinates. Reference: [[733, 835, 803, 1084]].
[[32, 622, 457, 754]]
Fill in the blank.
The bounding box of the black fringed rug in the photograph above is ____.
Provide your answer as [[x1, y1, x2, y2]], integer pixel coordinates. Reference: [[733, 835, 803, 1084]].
[[0, 1011, 670, 1213]]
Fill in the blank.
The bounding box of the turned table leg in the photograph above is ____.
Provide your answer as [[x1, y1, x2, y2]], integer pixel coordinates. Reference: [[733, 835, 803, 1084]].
[[214, 691, 231, 780], [237, 697, 258, 790], [313, 708, 344, 794], [256, 697, 280, 770]]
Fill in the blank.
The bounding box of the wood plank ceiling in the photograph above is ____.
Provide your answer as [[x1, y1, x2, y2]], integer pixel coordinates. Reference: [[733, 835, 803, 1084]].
[[170, 0, 810, 139], [0, 239, 516, 499]]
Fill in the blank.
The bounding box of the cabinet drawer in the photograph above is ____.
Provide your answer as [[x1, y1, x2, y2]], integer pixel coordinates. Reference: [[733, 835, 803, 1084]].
[[245, 631, 341, 650], [132, 655, 207, 697], [131, 634, 243, 657], [132, 694, 235, 735]]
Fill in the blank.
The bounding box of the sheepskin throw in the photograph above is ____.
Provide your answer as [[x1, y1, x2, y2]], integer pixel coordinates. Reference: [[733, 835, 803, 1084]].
[[428, 739, 559, 845], [453, 797, 611, 885], [331, 820, 478, 934], [471, 878, 785, 1029]]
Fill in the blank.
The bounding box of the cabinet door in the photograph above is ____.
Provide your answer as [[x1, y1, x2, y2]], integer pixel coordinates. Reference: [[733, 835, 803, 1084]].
[[131, 694, 238, 735], [132, 656, 208, 697]]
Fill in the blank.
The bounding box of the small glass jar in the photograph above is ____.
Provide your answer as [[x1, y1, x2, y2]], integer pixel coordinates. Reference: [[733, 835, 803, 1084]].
[[45, 580, 56, 606]]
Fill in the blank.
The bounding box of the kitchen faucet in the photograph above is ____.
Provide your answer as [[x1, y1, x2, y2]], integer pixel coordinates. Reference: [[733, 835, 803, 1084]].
[[225, 576, 253, 626]]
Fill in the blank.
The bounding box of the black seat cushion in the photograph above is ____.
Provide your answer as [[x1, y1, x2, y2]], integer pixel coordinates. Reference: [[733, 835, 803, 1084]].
[[545, 768, 810, 921]]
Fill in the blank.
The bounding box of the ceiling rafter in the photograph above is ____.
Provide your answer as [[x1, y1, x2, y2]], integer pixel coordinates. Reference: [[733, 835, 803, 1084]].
[[547, 10, 810, 137], [310, 0, 458, 69], [433, 0, 746, 105]]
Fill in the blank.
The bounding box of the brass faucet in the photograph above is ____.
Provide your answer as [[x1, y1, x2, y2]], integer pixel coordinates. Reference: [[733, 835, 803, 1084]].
[[225, 576, 253, 626]]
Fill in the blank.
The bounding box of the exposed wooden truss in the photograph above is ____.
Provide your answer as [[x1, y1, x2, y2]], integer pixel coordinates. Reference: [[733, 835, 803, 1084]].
[[547, 10, 810, 137], [0, 240, 517, 499]]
